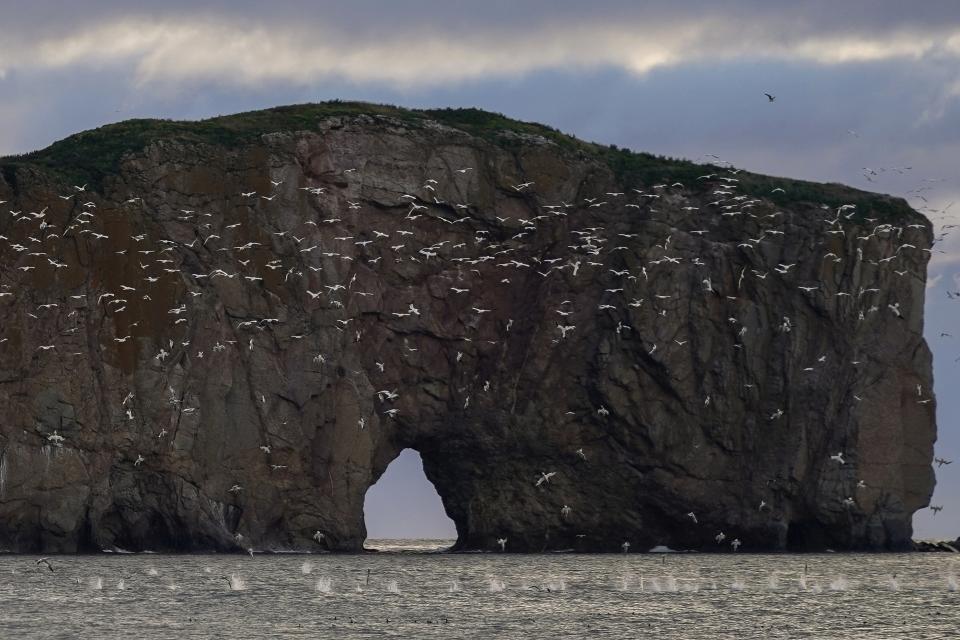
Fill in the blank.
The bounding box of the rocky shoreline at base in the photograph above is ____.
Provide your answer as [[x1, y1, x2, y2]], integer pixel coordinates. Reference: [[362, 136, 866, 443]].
[[914, 539, 960, 552]]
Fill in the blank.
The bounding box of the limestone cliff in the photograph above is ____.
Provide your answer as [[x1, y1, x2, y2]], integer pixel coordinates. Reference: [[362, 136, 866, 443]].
[[0, 102, 936, 552]]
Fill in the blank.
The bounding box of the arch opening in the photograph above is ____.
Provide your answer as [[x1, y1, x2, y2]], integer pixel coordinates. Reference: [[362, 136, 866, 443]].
[[362, 448, 457, 551]]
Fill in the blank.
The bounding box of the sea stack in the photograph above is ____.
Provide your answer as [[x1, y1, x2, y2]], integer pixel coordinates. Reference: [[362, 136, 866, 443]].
[[0, 102, 936, 552]]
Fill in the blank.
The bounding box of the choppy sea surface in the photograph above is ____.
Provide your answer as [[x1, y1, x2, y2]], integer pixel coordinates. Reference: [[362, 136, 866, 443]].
[[2, 540, 959, 639]]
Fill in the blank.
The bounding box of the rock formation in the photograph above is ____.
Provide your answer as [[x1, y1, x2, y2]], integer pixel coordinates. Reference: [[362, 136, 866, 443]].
[[0, 102, 936, 552]]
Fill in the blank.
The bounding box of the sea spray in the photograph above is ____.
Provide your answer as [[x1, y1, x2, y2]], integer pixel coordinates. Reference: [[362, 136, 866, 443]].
[[488, 578, 506, 592], [947, 574, 958, 592], [829, 576, 849, 591], [679, 578, 700, 593]]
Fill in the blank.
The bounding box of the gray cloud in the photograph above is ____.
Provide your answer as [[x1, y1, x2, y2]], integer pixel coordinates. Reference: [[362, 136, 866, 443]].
[[2, 2, 960, 90], [4, 1, 960, 32]]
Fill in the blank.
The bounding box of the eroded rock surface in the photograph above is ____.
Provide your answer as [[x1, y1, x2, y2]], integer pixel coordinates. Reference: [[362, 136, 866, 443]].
[[0, 105, 936, 552]]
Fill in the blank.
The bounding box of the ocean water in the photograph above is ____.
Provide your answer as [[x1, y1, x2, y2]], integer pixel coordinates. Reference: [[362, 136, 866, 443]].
[[2, 541, 959, 638]]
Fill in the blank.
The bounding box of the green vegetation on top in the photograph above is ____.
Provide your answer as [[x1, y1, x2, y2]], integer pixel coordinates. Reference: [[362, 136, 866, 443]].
[[1, 102, 409, 189], [596, 145, 913, 220], [0, 100, 916, 221]]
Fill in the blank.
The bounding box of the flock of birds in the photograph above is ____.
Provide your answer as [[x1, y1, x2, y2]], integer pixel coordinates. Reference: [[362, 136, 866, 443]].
[[0, 104, 954, 552], [843, 125, 960, 523]]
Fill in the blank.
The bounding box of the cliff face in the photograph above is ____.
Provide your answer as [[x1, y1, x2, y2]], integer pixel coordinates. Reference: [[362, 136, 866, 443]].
[[0, 104, 936, 553]]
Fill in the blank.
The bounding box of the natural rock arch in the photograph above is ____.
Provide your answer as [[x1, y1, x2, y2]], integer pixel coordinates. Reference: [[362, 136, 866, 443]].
[[0, 104, 935, 553], [362, 448, 456, 544]]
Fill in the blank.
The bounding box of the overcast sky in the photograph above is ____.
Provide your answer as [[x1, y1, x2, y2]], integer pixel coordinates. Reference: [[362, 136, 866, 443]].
[[2, 1, 958, 541]]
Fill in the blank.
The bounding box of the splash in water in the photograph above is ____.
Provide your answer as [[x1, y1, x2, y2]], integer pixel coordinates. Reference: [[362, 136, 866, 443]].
[[315, 576, 333, 593], [448, 580, 462, 593], [384, 579, 400, 594], [117, 579, 125, 590], [947, 574, 958, 592], [730, 577, 746, 591], [545, 578, 567, 592], [226, 574, 246, 591], [885, 575, 900, 591], [488, 578, 506, 592], [88, 577, 103, 590], [829, 576, 849, 591], [679, 578, 700, 593], [147, 567, 158, 576], [301, 561, 314, 575]]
